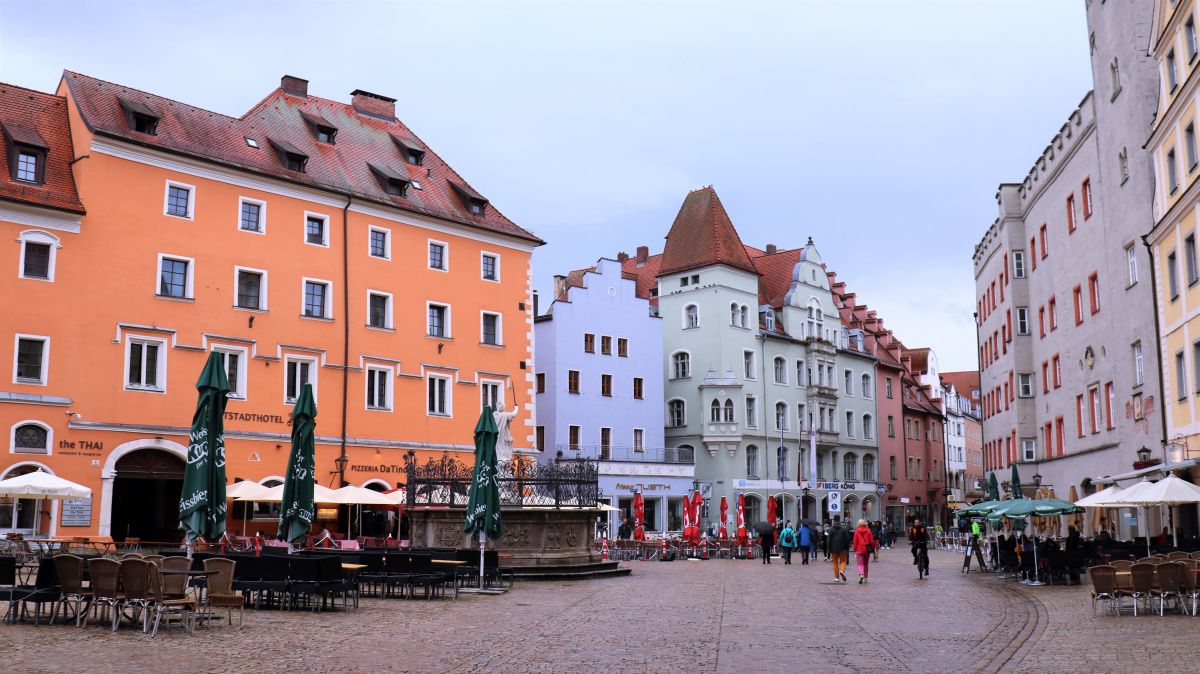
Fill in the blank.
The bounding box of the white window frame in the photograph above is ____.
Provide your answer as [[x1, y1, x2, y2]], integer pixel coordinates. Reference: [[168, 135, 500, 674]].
[[12, 334, 49, 386], [1134, 341, 1145, 386], [843, 369, 853, 396], [1017, 373, 1033, 398], [774, 401, 789, 432], [1012, 251, 1026, 279], [427, 372, 453, 417], [845, 410, 855, 438], [156, 253, 195, 300], [212, 344, 249, 400], [9, 420, 53, 456], [364, 364, 394, 411], [1015, 307, 1030, 335], [683, 303, 699, 329], [124, 335, 167, 393], [861, 373, 873, 399], [863, 414, 873, 440], [480, 377, 504, 410], [367, 225, 391, 260], [428, 239, 449, 272], [237, 196, 267, 234], [773, 356, 787, 385], [745, 395, 758, 428], [366, 289, 393, 330], [1021, 439, 1037, 462], [163, 179, 195, 220], [633, 428, 645, 451], [669, 350, 691, 380], [480, 310, 503, 346], [480, 251, 501, 282], [233, 265, 268, 311], [283, 355, 318, 404], [301, 277, 333, 319], [797, 361, 806, 388], [743, 350, 756, 380], [1126, 244, 1138, 286], [303, 211, 330, 248], [426, 301, 452, 338], [667, 398, 687, 427], [17, 230, 60, 282]]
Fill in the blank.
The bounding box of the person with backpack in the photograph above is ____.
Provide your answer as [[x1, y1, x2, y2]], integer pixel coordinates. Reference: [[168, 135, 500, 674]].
[[779, 521, 797, 565], [828, 515, 851, 582], [798, 521, 813, 565], [853, 518, 879, 584]]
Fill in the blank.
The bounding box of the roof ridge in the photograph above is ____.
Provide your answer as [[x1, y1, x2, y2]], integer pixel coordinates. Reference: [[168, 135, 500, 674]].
[[0, 80, 62, 100], [64, 70, 242, 122]]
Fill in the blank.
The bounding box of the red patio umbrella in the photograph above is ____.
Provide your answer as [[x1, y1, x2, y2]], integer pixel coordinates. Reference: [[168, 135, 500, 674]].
[[718, 496, 729, 540], [633, 490, 646, 541], [736, 493, 748, 545], [681, 493, 691, 540], [689, 490, 703, 545], [767, 495, 778, 545]]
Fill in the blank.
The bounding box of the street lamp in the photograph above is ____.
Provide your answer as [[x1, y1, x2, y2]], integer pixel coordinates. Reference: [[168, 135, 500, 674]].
[[1032, 473, 1042, 488], [333, 454, 349, 486], [1136, 446, 1152, 464]]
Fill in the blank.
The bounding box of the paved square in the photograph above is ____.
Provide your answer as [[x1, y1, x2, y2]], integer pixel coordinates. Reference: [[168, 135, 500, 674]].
[[3, 549, 1199, 673]]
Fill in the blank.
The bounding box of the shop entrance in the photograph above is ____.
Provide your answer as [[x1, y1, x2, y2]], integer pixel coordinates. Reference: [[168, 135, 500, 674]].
[[110, 448, 185, 543]]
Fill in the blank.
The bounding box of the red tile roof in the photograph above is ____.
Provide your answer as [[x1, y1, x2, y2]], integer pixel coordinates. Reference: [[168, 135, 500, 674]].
[[941, 370, 980, 395], [61, 71, 540, 244], [747, 247, 801, 307], [0, 83, 84, 214], [659, 187, 757, 276], [620, 252, 663, 303]]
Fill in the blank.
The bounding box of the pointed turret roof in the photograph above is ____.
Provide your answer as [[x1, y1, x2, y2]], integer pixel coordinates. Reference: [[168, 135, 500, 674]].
[[659, 186, 758, 276]]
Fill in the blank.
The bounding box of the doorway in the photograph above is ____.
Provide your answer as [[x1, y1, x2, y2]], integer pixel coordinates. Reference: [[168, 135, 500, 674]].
[[110, 448, 185, 542]]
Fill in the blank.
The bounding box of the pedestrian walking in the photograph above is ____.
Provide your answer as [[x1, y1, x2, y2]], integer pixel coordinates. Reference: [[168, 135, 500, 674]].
[[869, 520, 881, 562], [779, 520, 797, 565], [823, 520, 832, 561], [827, 515, 851, 582], [759, 526, 773, 564], [853, 518, 878, 584], [798, 521, 813, 565]]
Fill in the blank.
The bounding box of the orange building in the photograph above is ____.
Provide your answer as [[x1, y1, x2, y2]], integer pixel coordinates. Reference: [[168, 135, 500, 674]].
[[0, 72, 542, 541]]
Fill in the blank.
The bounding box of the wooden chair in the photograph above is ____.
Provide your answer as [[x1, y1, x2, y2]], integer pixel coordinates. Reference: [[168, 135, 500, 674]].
[[1089, 565, 1121, 616], [203, 558, 244, 628], [1129, 563, 1157, 617], [159, 556, 192, 600], [148, 565, 195, 637], [1154, 562, 1186, 616], [117, 559, 155, 632], [84, 558, 122, 629], [51, 555, 91, 627]]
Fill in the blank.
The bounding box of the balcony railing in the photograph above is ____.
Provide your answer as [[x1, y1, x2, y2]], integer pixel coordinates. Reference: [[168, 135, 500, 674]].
[[557, 445, 695, 464]]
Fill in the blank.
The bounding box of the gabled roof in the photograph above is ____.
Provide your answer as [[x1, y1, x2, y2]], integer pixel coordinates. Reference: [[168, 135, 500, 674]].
[[748, 247, 801, 307], [659, 187, 757, 276], [941, 371, 980, 396], [61, 71, 540, 244], [0, 82, 84, 214], [620, 252, 663, 304]]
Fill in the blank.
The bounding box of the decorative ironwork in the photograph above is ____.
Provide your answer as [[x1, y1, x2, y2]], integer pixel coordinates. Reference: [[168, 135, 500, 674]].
[[404, 451, 601, 509]]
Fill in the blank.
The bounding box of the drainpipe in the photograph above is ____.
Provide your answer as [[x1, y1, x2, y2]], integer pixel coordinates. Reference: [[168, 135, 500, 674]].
[[1140, 234, 1171, 450], [973, 311, 985, 482], [339, 194, 352, 488]]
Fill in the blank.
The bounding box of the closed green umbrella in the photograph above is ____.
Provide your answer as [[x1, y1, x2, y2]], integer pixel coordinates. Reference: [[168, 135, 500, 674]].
[[179, 352, 230, 552], [464, 406, 502, 589], [278, 383, 317, 546], [1010, 465, 1023, 499], [987, 473, 1001, 502]]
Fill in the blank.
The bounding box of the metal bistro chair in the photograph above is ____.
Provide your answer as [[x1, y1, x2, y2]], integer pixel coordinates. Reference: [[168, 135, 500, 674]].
[[1088, 565, 1121, 616]]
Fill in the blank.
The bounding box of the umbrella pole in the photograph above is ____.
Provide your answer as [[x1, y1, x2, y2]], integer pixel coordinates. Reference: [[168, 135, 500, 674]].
[[479, 530, 486, 590], [1027, 518, 1044, 585]]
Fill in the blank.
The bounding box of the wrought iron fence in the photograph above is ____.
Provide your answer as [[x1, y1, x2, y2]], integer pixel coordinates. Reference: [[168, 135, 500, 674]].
[[403, 451, 602, 508]]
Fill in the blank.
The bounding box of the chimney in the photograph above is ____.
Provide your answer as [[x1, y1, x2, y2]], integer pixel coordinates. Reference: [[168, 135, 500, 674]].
[[350, 89, 396, 121], [281, 75, 309, 98], [636, 246, 649, 262], [766, 243, 777, 254], [617, 252, 629, 262], [553, 275, 568, 299], [532, 290, 540, 318]]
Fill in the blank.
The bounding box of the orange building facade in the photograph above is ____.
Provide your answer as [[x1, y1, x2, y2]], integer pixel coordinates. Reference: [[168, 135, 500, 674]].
[[0, 72, 541, 541]]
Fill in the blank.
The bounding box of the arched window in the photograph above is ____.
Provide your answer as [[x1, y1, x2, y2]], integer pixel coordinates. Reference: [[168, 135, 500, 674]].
[[671, 352, 690, 379], [739, 305, 748, 327], [843, 453, 858, 481], [862, 414, 873, 440], [775, 402, 789, 431], [11, 422, 50, 455], [710, 399, 722, 423], [776, 446, 788, 479], [861, 373, 872, 399], [773, 357, 787, 384], [668, 400, 686, 427], [746, 445, 759, 478], [862, 455, 876, 482], [730, 303, 740, 326], [723, 399, 735, 422], [684, 304, 699, 329], [806, 298, 823, 339], [17, 230, 60, 282]]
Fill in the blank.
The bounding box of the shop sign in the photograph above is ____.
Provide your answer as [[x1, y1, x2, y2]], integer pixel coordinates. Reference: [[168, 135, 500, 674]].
[[224, 412, 290, 426], [614, 482, 674, 492], [61, 498, 91, 527], [57, 439, 103, 457], [814, 481, 860, 491], [349, 463, 406, 475]]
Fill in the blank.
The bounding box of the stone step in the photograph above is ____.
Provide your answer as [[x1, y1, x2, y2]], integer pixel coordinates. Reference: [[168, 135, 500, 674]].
[[510, 566, 632, 581]]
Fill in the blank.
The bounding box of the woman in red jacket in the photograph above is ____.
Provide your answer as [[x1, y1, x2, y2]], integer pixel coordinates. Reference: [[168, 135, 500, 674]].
[[852, 518, 878, 584]]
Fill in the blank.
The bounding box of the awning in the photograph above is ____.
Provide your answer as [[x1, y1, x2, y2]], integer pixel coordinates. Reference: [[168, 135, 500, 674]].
[[1094, 459, 1197, 485]]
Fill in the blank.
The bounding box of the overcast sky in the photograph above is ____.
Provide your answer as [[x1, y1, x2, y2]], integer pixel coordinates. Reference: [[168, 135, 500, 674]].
[[0, 1, 1093, 372]]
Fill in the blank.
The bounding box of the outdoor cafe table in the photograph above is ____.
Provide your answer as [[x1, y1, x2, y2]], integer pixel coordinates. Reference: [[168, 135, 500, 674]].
[[160, 568, 219, 625]]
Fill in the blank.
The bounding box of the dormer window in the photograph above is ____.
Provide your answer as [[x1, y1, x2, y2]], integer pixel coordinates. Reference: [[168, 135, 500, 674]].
[[450, 181, 489, 216], [268, 138, 308, 173], [391, 135, 425, 166], [299, 110, 337, 144], [118, 97, 159, 135], [367, 163, 410, 197], [3, 122, 48, 186]]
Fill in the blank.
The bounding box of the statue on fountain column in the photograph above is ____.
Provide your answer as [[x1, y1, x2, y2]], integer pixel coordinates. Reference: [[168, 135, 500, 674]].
[[493, 401, 519, 464]]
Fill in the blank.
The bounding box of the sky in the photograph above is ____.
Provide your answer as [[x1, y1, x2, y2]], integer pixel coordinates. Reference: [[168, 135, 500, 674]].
[[0, 1, 1094, 372]]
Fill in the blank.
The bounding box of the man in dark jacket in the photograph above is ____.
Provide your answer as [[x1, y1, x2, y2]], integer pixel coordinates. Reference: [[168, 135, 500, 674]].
[[828, 515, 851, 582]]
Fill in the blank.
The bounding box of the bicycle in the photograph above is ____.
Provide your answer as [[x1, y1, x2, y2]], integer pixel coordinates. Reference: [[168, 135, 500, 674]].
[[914, 544, 930, 579]]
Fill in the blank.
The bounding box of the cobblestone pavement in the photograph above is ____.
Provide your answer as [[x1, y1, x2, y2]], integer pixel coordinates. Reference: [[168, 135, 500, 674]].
[[3, 549, 1199, 673]]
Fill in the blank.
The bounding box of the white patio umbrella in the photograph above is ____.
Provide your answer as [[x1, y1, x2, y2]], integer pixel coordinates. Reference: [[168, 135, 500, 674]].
[[1111, 475, 1200, 548], [226, 480, 273, 501], [1092, 481, 1164, 556], [1073, 485, 1123, 508], [334, 485, 395, 539], [0, 470, 90, 539], [237, 483, 341, 504]]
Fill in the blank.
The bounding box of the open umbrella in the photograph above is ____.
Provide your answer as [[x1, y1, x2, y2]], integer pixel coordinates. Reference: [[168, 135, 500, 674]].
[[633, 491, 646, 541], [1110, 475, 1200, 549], [680, 492, 692, 541], [1010, 465, 1023, 499], [464, 406, 502, 589], [180, 352, 230, 553], [226, 480, 272, 501], [736, 493, 748, 546], [0, 470, 90, 538], [718, 496, 729, 540], [690, 490, 703, 545], [987, 473, 1001, 502], [278, 383, 317, 546]]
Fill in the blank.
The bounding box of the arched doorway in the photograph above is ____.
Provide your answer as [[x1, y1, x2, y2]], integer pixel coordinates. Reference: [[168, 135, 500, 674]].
[[110, 448, 185, 542]]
